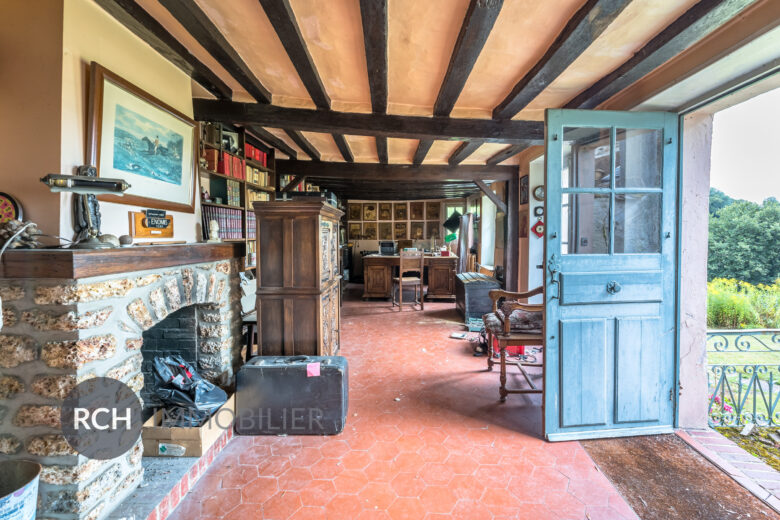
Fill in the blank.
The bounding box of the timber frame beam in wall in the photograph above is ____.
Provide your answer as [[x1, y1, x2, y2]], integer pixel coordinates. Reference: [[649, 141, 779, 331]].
[[474, 180, 507, 214]]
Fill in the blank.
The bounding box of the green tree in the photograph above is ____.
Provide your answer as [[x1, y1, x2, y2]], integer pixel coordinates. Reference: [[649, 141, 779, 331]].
[[709, 187, 734, 215], [708, 197, 780, 284]]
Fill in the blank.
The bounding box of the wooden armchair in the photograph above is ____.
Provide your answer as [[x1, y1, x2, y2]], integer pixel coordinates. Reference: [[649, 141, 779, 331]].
[[482, 286, 544, 402]]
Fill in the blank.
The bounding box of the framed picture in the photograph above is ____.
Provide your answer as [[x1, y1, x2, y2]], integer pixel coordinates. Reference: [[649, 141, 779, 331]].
[[520, 175, 529, 205], [363, 203, 377, 221], [348, 223, 362, 240], [425, 202, 440, 220], [378, 222, 393, 240], [87, 62, 197, 213], [426, 221, 440, 239], [394, 222, 407, 240], [410, 202, 424, 220], [363, 222, 377, 240], [378, 203, 392, 220], [348, 203, 362, 221], [394, 203, 408, 220], [410, 222, 424, 240]]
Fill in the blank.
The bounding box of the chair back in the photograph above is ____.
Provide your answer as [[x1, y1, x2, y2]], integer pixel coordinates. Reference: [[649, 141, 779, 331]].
[[399, 250, 424, 277]]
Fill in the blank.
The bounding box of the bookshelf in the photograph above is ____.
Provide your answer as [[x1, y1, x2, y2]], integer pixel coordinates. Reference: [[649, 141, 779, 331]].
[[198, 122, 276, 270]]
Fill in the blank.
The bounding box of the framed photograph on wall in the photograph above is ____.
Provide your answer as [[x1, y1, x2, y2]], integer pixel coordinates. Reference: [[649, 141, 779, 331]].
[[363, 203, 377, 221], [394, 222, 407, 240], [425, 202, 440, 220], [363, 222, 377, 240], [348, 203, 362, 221], [378, 203, 392, 220], [348, 223, 362, 240], [520, 175, 529, 205], [87, 62, 197, 213], [378, 222, 393, 240], [409, 202, 424, 220], [410, 222, 424, 240], [394, 203, 408, 220], [425, 222, 440, 239]]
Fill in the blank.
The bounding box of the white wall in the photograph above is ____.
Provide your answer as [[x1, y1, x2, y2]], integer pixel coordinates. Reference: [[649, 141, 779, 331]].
[[527, 157, 544, 303], [60, 0, 200, 242], [480, 195, 496, 267]]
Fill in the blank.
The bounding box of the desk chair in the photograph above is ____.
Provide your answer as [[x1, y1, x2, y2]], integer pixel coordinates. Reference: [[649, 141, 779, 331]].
[[482, 287, 544, 402], [392, 250, 424, 311]]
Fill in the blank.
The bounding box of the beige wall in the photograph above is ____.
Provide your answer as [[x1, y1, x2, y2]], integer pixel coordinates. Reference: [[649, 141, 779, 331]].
[[60, 0, 199, 242], [0, 1, 64, 240]]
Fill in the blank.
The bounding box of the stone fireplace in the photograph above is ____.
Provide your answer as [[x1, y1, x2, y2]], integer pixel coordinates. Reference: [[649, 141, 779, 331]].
[[0, 244, 244, 520]]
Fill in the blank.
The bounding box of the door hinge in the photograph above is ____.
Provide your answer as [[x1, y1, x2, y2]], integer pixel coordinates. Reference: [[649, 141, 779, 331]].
[[669, 388, 674, 401]]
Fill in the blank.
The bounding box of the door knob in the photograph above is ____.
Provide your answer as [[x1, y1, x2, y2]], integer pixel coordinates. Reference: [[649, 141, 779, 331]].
[[606, 281, 622, 294]]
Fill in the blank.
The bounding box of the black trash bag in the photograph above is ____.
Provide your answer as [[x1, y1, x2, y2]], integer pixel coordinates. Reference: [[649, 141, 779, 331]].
[[152, 355, 228, 422]]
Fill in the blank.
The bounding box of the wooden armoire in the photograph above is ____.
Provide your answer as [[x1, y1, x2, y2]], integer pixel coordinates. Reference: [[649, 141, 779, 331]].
[[253, 199, 343, 356]]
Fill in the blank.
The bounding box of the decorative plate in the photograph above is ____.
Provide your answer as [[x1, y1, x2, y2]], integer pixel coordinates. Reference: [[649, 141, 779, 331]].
[[532, 185, 545, 201], [0, 193, 22, 224], [533, 206, 544, 217], [531, 220, 545, 238]]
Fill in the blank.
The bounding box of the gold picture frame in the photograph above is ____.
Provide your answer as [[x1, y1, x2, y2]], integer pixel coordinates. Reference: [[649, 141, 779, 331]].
[[378, 222, 393, 240], [378, 203, 392, 220], [394, 202, 408, 220]]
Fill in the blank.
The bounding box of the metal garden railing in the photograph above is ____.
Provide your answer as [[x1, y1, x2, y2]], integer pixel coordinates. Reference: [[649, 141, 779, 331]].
[[707, 329, 780, 427]]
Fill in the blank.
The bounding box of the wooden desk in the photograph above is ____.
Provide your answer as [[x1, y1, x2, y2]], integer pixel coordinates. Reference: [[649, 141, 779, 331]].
[[362, 254, 458, 300]]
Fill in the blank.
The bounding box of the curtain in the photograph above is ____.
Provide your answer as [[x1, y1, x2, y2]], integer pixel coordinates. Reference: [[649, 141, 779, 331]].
[[457, 213, 474, 273]]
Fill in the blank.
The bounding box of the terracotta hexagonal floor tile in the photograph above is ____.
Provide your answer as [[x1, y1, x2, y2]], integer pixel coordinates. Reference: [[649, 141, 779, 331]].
[[355, 509, 392, 520], [419, 486, 457, 514], [333, 469, 369, 494], [389, 473, 426, 498], [256, 455, 292, 476], [341, 450, 372, 470], [321, 440, 351, 459], [448, 474, 486, 501], [289, 447, 323, 468], [358, 481, 397, 510], [369, 441, 401, 462], [419, 463, 453, 486], [544, 491, 586, 519], [242, 476, 279, 504], [221, 465, 259, 488], [289, 506, 327, 520], [390, 452, 426, 474], [444, 453, 479, 475], [325, 494, 364, 518], [387, 497, 426, 520], [449, 499, 493, 520], [300, 479, 338, 508], [372, 425, 402, 443], [513, 503, 559, 520], [395, 434, 425, 454], [222, 503, 263, 520], [474, 465, 509, 490], [567, 477, 614, 507], [263, 491, 303, 520], [418, 444, 449, 464], [201, 488, 242, 517], [364, 460, 395, 482], [278, 467, 314, 491], [344, 431, 378, 451], [309, 457, 345, 480]]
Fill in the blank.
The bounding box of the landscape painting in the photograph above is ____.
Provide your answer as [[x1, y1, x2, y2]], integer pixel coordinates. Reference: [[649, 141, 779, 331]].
[[113, 104, 184, 186]]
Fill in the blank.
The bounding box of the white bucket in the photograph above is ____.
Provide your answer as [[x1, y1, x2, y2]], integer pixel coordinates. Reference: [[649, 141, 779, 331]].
[[0, 460, 41, 520]]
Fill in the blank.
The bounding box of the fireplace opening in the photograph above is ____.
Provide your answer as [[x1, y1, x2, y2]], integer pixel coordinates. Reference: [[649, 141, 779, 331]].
[[140, 305, 199, 418]]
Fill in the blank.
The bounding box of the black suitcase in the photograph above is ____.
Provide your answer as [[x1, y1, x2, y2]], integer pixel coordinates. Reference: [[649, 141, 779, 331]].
[[235, 355, 348, 435]]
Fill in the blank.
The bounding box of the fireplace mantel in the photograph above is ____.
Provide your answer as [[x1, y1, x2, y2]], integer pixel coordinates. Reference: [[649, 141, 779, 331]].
[[0, 242, 244, 279]]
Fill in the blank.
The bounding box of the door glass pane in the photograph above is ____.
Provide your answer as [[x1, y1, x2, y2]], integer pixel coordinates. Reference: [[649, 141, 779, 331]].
[[614, 193, 662, 253], [562, 193, 610, 254], [562, 127, 611, 188], [615, 128, 662, 188]]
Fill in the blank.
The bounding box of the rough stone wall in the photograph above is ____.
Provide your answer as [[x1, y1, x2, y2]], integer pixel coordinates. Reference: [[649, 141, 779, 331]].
[[0, 259, 242, 520]]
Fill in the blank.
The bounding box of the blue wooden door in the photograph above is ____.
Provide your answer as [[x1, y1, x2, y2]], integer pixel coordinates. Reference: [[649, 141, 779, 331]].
[[544, 109, 679, 441]]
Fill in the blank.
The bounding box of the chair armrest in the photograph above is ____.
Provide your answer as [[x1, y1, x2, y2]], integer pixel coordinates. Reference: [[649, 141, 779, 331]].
[[487, 286, 544, 311], [502, 302, 543, 313]]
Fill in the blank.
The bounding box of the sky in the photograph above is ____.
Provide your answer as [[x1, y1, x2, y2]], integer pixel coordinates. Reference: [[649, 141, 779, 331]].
[[710, 86, 780, 203]]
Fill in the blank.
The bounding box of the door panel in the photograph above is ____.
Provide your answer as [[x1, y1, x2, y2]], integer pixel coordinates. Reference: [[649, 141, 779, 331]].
[[560, 319, 608, 428], [545, 109, 678, 441], [615, 316, 663, 424]]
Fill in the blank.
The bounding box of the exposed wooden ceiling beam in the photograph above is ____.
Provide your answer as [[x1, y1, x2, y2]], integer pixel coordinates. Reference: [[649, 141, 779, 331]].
[[493, 0, 631, 119], [284, 130, 320, 161], [376, 137, 388, 164], [281, 175, 306, 192], [246, 126, 298, 159], [276, 160, 515, 181], [243, 131, 272, 155], [193, 100, 545, 143], [258, 0, 331, 109], [332, 134, 354, 162], [435, 0, 504, 116], [359, 0, 388, 114], [448, 141, 483, 165], [485, 142, 535, 165], [94, 0, 231, 99], [413, 140, 434, 165], [158, 0, 271, 103], [566, 0, 757, 109], [414, 1, 503, 167], [474, 179, 507, 213]]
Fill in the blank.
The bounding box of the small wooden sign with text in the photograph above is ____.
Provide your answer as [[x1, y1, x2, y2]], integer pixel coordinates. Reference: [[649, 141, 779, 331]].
[[129, 211, 174, 239]]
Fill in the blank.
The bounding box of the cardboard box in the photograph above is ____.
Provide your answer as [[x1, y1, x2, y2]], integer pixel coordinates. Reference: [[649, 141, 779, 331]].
[[142, 394, 234, 457]]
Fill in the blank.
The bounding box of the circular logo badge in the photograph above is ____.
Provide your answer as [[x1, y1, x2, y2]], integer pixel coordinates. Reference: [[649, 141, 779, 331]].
[[61, 377, 143, 460]]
